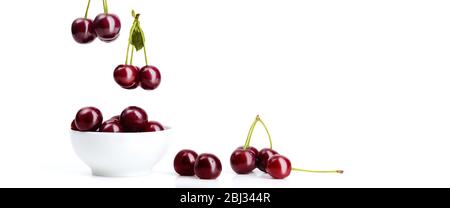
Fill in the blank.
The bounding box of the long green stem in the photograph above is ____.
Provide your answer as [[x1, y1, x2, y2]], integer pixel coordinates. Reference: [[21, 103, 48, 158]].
[[143, 45, 149, 66], [244, 115, 259, 149], [84, 0, 91, 19], [258, 118, 273, 149], [103, 0, 109, 14], [292, 168, 344, 174], [125, 43, 131, 65], [130, 47, 135, 65]]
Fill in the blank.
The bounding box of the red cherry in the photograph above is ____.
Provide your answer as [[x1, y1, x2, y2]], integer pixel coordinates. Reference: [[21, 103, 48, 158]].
[[266, 155, 292, 179], [174, 150, 198, 176], [120, 106, 148, 132], [75, 107, 103, 131], [93, 13, 121, 42], [109, 115, 120, 122], [71, 18, 96, 44], [71, 119, 79, 131], [230, 149, 257, 174], [194, 153, 222, 179], [99, 121, 124, 132], [114, 65, 140, 89], [256, 148, 278, 172], [143, 121, 164, 132], [140, 65, 161, 90], [237, 146, 258, 157]]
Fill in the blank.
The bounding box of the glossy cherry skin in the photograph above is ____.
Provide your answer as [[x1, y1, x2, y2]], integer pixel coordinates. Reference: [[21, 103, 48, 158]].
[[140, 65, 161, 90], [267, 155, 292, 179], [120, 106, 148, 132], [109, 115, 120, 122], [114, 65, 140, 89], [71, 18, 96, 44], [174, 150, 198, 176], [93, 13, 121, 42], [99, 120, 124, 132], [143, 121, 164, 132], [230, 149, 257, 174], [74, 107, 103, 131], [71, 120, 79, 131], [257, 148, 279, 172], [237, 146, 259, 157], [194, 153, 222, 179]]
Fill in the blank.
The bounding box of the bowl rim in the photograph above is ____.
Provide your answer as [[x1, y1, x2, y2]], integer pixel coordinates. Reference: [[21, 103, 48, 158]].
[[70, 126, 172, 135]]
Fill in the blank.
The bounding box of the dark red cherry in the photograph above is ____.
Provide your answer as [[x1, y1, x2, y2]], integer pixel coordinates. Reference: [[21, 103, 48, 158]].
[[140, 65, 161, 90], [120, 106, 148, 132], [266, 155, 292, 179], [143, 121, 164, 132], [237, 146, 259, 157], [71, 18, 97, 44], [174, 150, 198, 176], [194, 153, 222, 179], [75, 107, 103, 131], [93, 13, 121, 42], [71, 119, 79, 131], [109, 115, 120, 122], [230, 149, 257, 174], [99, 120, 124, 132], [113, 65, 139, 89], [257, 148, 279, 172]]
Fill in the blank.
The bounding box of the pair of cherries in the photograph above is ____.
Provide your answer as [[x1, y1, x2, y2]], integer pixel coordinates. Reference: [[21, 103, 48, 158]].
[[174, 150, 222, 180], [71, 106, 164, 133], [114, 65, 161, 90], [71, 0, 120, 44], [230, 116, 343, 179]]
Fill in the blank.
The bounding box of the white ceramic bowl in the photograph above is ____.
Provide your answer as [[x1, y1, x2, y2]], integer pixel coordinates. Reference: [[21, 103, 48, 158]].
[[70, 127, 170, 177]]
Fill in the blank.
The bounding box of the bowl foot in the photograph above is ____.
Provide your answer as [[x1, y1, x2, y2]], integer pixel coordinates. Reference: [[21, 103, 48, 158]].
[[92, 169, 152, 177]]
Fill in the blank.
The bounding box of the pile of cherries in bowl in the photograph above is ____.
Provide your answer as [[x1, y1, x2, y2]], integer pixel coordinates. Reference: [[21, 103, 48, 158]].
[[71, 106, 164, 133]]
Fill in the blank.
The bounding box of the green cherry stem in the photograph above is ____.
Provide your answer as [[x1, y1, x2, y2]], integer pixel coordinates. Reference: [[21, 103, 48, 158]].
[[292, 168, 344, 174], [143, 44, 149, 66], [258, 117, 273, 149], [125, 43, 131, 65], [243, 115, 259, 149], [103, 0, 109, 14], [130, 47, 135, 65], [84, 0, 91, 19]]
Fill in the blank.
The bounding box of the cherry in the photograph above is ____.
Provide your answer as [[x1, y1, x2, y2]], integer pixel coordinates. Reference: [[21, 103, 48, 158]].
[[230, 149, 257, 174], [143, 121, 164, 132], [99, 120, 124, 132], [71, 18, 96, 44], [257, 148, 278, 172], [174, 150, 198, 176], [120, 106, 148, 132], [93, 13, 121, 42], [71, 119, 79, 131], [113, 65, 139, 89], [194, 153, 222, 179], [237, 146, 258, 157], [74, 107, 103, 131], [140, 65, 161, 90], [108, 115, 120, 122], [266, 155, 292, 179]]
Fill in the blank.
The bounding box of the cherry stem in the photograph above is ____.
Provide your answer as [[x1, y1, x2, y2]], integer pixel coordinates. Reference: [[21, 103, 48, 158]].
[[103, 0, 109, 14], [143, 44, 149, 66], [84, 0, 91, 19], [292, 168, 344, 174], [258, 117, 273, 149], [243, 115, 259, 149], [125, 43, 131, 65], [130, 47, 135, 65]]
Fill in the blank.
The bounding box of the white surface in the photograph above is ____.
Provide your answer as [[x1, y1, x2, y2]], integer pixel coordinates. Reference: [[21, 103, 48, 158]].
[[0, 0, 450, 187], [70, 129, 170, 177]]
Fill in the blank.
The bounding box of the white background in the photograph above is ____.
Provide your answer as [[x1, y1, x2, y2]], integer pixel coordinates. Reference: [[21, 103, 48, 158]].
[[0, 0, 449, 188]]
